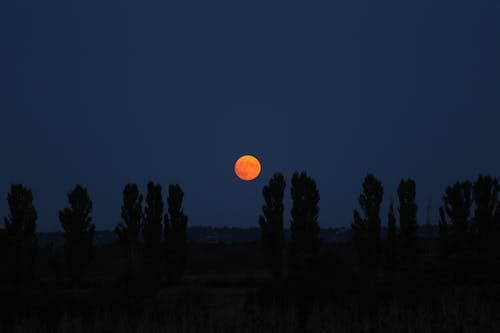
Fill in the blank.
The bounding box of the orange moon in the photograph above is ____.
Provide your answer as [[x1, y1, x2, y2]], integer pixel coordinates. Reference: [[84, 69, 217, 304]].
[[234, 155, 261, 181]]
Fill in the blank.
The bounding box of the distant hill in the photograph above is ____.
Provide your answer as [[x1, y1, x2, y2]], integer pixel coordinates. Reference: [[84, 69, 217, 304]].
[[36, 227, 352, 247], [35, 225, 438, 248]]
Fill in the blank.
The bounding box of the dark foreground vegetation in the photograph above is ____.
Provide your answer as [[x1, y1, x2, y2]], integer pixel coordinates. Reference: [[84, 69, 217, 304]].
[[1, 173, 500, 332], [2, 275, 500, 332]]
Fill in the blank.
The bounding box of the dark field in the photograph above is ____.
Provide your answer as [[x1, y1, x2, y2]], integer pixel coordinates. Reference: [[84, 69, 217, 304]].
[[2, 240, 500, 333], [1, 277, 500, 332]]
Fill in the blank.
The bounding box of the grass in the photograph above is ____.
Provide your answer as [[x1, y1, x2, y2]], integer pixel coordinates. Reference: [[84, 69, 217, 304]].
[[1, 281, 500, 332]]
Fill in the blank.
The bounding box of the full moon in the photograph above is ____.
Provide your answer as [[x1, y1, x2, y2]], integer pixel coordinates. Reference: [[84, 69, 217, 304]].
[[234, 155, 261, 181]]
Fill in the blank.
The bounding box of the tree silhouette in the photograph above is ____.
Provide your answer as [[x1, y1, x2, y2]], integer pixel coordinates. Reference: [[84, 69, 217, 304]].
[[47, 241, 63, 284], [438, 206, 449, 257], [386, 200, 398, 271], [352, 174, 383, 275], [397, 179, 418, 265], [258, 172, 286, 278], [0, 228, 10, 283], [472, 175, 499, 251], [495, 201, 500, 253], [164, 184, 188, 283], [4, 184, 38, 282], [143, 181, 163, 282], [442, 181, 472, 252], [289, 171, 320, 272], [59, 185, 95, 285], [423, 200, 433, 260], [115, 183, 143, 274], [496, 202, 500, 224]]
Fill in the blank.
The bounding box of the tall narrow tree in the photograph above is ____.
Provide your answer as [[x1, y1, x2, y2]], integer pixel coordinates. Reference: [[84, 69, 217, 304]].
[[495, 200, 500, 252], [59, 185, 95, 285], [164, 184, 188, 283], [472, 175, 499, 251], [143, 181, 163, 282], [115, 183, 143, 274], [442, 181, 473, 252], [4, 184, 38, 282], [258, 172, 286, 277], [289, 171, 320, 271], [397, 179, 418, 265], [496, 201, 500, 225], [438, 206, 449, 257], [352, 174, 383, 275], [0, 229, 10, 282], [423, 200, 433, 260], [386, 200, 398, 270]]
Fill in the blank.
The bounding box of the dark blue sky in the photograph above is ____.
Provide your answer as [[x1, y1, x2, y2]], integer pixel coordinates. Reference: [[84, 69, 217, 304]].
[[1, 0, 498, 232]]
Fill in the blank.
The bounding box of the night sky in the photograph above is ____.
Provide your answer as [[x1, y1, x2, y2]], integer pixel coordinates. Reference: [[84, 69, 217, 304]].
[[1, 0, 498, 232]]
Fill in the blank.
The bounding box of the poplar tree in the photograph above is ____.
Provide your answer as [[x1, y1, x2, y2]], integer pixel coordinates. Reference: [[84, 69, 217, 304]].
[[164, 184, 188, 282], [4, 184, 38, 282], [398, 179, 418, 265], [442, 181, 473, 252], [386, 200, 398, 270], [438, 206, 449, 257], [115, 183, 143, 274], [289, 171, 320, 272], [259, 172, 286, 277], [59, 185, 95, 285], [352, 174, 383, 275], [472, 175, 499, 251], [143, 181, 163, 282]]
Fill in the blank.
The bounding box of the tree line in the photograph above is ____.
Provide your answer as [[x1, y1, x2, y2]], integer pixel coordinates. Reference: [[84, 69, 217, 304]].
[[259, 172, 500, 280], [0, 181, 188, 286], [1, 173, 499, 286]]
